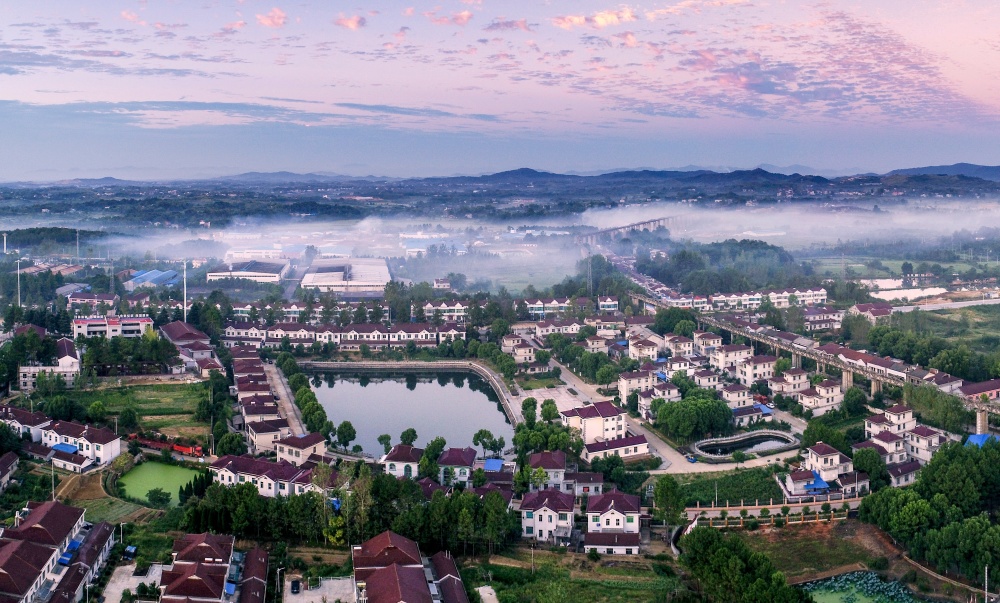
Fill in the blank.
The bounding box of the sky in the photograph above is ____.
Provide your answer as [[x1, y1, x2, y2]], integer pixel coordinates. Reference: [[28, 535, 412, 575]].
[[1, 0, 999, 180]]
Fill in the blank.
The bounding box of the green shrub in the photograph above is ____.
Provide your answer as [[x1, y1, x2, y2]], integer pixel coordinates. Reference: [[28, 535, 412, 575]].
[[587, 549, 601, 562]]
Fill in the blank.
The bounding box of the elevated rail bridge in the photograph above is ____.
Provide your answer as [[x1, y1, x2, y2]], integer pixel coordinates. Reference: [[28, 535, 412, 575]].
[[576, 217, 675, 245]]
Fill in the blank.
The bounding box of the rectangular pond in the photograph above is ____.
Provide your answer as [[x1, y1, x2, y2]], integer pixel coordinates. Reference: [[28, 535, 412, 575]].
[[118, 461, 201, 507], [311, 371, 515, 455]]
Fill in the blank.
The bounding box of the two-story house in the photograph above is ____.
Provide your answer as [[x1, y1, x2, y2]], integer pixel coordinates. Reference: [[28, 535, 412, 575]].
[[41, 421, 121, 466], [737, 355, 777, 387], [905, 425, 947, 465], [798, 380, 844, 416], [693, 331, 723, 355], [380, 444, 424, 479], [584, 490, 641, 555], [618, 371, 655, 400], [438, 447, 477, 485], [693, 369, 721, 391], [710, 344, 753, 370], [560, 401, 626, 444], [628, 339, 659, 363], [0, 406, 51, 442], [721, 384, 751, 409], [520, 489, 576, 544], [275, 432, 328, 466], [664, 335, 694, 357], [527, 450, 567, 491], [767, 368, 809, 400]]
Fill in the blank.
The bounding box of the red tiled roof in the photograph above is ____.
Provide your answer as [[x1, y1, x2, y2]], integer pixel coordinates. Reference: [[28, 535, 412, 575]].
[[384, 444, 423, 463], [584, 532, 641, 547], [364, 564, 432, 603], [172, 532, 234, 563], [528, 450, 566, 470], [586, 490, 639, 515], [520, 489, 575, 513], [584, 434, 647, 454], [353, 531, 423, 578]]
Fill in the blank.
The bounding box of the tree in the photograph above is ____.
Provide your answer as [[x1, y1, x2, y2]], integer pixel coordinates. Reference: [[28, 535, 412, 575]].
[[521, 397, 537, 427], [540, 399, 559, 423], [377, 434, 393, 455], [147, 487, 172, 507], [490, 318, 510, 341], [595, 365, 618, 388], [731, 451, 747, 467], [773, 357, 792, 376], [473, 429, 494, 458], [530, 466, 548, 490], [110, 452, 135, 476], [0, 423, 22, 455], [87, 401, 107, 423], [216, 433, 248, 456], [336, 421, 357, 450], [672, 320, 696, 338], [842, 387, 869, 416], [400, 428, 418, 446], [653, 475, 683, 525], [853, 448, 889, 492]]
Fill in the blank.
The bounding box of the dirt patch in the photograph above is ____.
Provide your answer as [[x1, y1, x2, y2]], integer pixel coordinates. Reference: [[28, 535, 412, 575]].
[[287, 546, 349, 566], [73, 473, 108, 500]]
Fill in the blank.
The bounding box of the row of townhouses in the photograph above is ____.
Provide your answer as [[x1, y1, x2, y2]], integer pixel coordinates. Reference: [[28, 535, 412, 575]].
[[0, 406, 123, 473], [220, 321, 465, 350]]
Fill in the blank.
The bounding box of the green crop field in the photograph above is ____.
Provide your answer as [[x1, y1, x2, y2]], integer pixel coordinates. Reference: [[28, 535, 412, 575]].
[[63, 383, 207, 439], [678, 468, 784, 507]]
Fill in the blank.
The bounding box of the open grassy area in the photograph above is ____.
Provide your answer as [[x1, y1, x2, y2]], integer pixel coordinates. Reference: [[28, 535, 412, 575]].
[[118, 462, 200, 507], [739, 521, 882, 580], [63, 383, 208, 439], [677, 468, 784, 507], [925, 305, 1000, 353], [463, 549, 685, 603]]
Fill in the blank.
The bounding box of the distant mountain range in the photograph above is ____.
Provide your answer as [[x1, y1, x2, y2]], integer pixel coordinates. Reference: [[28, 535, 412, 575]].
[[887, 163, 1000, 182], [4, 162, 1000, 186]]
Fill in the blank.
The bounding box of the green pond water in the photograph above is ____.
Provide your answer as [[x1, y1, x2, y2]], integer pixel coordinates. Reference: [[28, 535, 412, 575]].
[[802, 572, 929, 603], [118, 462, 200, 507]]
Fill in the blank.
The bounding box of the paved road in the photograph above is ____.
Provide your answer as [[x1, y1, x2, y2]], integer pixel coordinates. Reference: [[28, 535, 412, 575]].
[[264, 363, 307, 436], [771, 407, 808, 434], [894, 297, 1000, 312]]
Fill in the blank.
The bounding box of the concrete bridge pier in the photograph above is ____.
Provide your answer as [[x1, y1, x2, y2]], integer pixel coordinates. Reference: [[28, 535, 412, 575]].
[[977, 409, 989, 435], [842, 370, 854, 390], [792, 353, 801, 370], [870, 380, 882, 396]]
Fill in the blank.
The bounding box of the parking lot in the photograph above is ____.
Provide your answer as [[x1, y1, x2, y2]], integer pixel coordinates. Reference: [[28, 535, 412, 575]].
[[284, 576, 355, 603]]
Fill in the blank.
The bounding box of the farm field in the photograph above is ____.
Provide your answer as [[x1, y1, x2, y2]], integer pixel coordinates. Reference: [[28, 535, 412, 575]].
[[677, 468, 784, 507], [64, 383, 207, 439]]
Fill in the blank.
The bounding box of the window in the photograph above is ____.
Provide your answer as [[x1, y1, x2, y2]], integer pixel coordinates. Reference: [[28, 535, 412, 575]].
[[558, 513, 567, 521], [626, 516, 634, 523], [525, 511, 533, 519], [525, 527, 533, 535], [592, 516, 599, 522], [606, 548, 614, 554], [615, 518, 621, 526], [605, 518, 610, 526], [625, 548, 633, 555]]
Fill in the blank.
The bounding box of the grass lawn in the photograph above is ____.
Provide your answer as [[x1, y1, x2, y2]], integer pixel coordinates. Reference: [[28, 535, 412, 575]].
[[118, 462, 201, 507], [739, 521, 882, 580], [64, 383, 208, 439], [517, 377, 565, 390], [678, 468, 784, 507]]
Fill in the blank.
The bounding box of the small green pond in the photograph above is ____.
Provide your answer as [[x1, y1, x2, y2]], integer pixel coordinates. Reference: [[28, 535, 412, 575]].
[[802, 572, 928, 603], [118, 462, 200, 507]]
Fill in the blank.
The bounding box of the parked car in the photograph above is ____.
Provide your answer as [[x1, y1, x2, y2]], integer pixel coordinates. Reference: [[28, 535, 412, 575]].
[[290, 580, 300, 595]]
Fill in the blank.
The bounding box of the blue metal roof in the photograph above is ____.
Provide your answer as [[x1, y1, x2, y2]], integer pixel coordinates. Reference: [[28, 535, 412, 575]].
[[804, 470, 829, 493], [67, 540, 82, 551], [225, 583, 236, 596], [52, 443, 78, 454], [754, 403, 774, 415], [966, 434, 999, 447], [483, 459, 503, 472]]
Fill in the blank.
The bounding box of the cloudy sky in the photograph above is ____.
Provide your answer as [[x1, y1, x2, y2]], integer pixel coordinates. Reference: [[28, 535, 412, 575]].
[[2, 1, 999, 179]]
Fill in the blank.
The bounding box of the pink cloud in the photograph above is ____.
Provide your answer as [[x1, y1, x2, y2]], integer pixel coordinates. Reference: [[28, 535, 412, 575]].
[[403, 7, 414, 17], [121, 10, 147, 26], [553, 8, 636, 30], [425, 10, 473, 26], [615, 31, 639, 48], [334, 15, 367, 30], [394, 26, 410, 41], [217, 20, 247, 36], [256, 8, 287, 29]]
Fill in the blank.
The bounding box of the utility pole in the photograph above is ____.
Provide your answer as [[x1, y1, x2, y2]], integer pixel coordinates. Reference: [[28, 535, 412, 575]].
[[16, 258, 21, 308], [183, 261, 188, 323], [50, 461, 55, 501], [76, 229, 80, 262]]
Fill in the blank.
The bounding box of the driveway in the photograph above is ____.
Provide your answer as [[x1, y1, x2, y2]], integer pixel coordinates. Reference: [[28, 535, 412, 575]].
[[103, 564, 163, 603], [285, 576, 355, 603]]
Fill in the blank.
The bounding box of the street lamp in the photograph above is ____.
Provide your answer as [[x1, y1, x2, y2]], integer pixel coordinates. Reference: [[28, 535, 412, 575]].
[[275, 567, 284, 603]]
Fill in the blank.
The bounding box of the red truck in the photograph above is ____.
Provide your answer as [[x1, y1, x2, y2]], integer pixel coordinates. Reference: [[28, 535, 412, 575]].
[[128, 434, 204, 457]]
